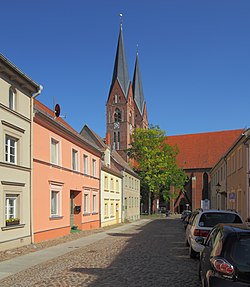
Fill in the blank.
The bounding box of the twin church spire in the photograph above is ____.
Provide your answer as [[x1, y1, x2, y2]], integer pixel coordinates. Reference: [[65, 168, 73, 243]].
[[106, 18, 148, 161], [109, 20, 145, 115]]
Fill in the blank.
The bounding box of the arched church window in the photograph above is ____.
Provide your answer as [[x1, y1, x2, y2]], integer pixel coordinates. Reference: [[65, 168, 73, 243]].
[[114, 108, 121, 122], [202, 172, 209, 200], [129, 111, 132, 124], [114, 94, 119, 103]]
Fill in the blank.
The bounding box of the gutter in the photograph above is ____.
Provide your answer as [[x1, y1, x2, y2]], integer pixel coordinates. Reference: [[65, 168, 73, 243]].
[[30, 85, 43, 243]]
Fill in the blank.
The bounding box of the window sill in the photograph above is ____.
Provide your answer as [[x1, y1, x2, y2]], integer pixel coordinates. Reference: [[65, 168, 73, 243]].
[[50, 215, 63, 220], [92, 212, 98, 215], [83, 213, 90, 216], [1, 224, 25, 231]]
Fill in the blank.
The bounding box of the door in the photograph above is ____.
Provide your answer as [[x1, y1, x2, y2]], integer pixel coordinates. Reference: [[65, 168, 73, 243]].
[[70, 191, 75, 227]]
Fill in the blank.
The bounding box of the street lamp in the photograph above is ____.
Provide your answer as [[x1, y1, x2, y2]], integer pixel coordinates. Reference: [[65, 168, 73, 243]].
[[216, 182, 221, 193]]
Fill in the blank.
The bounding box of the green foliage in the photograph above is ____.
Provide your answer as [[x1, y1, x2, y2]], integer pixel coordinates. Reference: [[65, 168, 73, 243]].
[[128, 125, 187, 198]]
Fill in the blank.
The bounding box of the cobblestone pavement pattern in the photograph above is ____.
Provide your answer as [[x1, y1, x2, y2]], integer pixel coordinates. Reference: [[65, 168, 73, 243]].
[[0, 217, 201, 287]]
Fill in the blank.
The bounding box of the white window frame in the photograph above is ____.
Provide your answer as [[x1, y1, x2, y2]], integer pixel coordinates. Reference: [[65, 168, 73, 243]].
[[92, 158, 97, 177], [92, 192, 98, 213], [5, 135, 17, 164], [50, 183, 62, 217], [72, 149, 79, 171], [83, 191, 90, 214], [5, 194, 19, 220], [9, 87, 15, 110], [83, 154, 89, 175], [51, 138, 60, 165]]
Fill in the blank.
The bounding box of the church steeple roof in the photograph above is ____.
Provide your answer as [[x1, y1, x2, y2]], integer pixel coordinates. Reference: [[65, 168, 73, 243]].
[[110, 23, 130, 98], [132, 51, 145, 115]]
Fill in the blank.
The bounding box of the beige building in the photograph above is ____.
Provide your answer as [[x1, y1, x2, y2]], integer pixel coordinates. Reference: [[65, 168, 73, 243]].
[[0, 54, 42, 251], [210, 129, 250, 221], [80, 125, 122, 227], [111, 151, 140, 222], [80, 125, 140, 224]]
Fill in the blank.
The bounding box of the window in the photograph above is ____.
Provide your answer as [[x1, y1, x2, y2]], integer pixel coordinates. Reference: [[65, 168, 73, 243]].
[[9, 87, 16, 110], [114, 108, 121, 122], [110, 201, 114, 217], [84, 193, 90, 214], [5, 194, 19, 221], [93, 194, 97, 213], [72, 149, 78, 171], [238, 147, 243, 169], [117, 132, 120, 150], [5, 135, 17, 164], [51, 190, 60, 216], [51, 138, 59, 165], [104, 201, 108, 218], [92, 159, 97, 177], [104, 176, 108, 190], [116, 179, 119, 192], [83, 155, 89, 175], [110, 178, 114, 191]]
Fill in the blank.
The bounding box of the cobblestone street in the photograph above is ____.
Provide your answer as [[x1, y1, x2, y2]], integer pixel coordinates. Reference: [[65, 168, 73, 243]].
[[0, 217, 201, 287]]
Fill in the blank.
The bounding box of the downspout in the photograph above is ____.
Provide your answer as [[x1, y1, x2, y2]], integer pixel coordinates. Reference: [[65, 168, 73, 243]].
[[245, 140, 250, 221], [121, 169, 125, 223], [30, 85, 43, 243]]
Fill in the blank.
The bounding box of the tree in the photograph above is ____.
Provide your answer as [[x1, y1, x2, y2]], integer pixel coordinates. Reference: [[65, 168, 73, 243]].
[[128, 125, 187, 214]]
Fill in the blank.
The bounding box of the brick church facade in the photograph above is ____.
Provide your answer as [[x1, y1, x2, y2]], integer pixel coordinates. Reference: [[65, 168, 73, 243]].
[[106, 21, 244, 214], [106, 23, 148, 162]]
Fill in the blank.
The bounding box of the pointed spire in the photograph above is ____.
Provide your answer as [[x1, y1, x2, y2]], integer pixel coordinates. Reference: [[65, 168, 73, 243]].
[[132, 49, 145, 115], [110, 16, 130, 98]]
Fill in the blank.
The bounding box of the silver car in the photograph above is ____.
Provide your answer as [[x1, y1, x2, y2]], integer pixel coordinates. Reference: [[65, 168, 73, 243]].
[[185, 209, 243, 258]]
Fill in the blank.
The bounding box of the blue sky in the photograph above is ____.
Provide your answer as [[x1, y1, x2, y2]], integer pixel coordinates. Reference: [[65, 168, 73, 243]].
[[1, 1, 250, 137]]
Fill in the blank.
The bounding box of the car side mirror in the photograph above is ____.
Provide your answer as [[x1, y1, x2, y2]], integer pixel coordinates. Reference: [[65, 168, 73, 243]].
[[195, 236, 205, 245]]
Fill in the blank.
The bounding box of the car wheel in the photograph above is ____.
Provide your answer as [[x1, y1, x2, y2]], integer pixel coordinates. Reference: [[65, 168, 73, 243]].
[[185, 238, 189, 247], [189, 245, 197, 259]]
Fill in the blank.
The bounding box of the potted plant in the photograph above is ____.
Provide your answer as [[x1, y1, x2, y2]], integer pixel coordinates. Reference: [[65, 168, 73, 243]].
[[6, 218, 20, 226]]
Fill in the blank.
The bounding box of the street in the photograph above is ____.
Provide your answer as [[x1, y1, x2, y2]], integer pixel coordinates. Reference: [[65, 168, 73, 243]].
[[0, 217, 201, 287]]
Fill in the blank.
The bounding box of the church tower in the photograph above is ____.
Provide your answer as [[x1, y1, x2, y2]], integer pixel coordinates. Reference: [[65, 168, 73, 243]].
[[106, 20, 148, 162], [132, 50, 148, 130]]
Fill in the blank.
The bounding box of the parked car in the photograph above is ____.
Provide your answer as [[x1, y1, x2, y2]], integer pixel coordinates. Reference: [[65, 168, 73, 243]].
[[198, 223, 250, 286], [183, 212, 192, 230], [185, 209, 243, 258], [181, 210, 192, 221]]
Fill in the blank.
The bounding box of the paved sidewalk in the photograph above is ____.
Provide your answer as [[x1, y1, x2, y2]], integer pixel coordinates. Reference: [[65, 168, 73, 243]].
[[0, 219, 150, 281]]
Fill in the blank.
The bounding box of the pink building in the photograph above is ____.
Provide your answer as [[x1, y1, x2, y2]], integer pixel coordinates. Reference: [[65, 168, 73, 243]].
[[33, 100, 101, 242]]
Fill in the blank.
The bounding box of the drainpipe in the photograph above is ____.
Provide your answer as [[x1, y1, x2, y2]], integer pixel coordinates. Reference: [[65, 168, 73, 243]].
[[30, 85, 43, 243], [245, 141, 250, 221], [121, 169, 125, 223]]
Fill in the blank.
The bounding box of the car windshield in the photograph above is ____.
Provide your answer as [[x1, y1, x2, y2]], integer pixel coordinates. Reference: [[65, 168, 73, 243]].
[[198, 213, 242, 228], [231, 236, 250, 266]]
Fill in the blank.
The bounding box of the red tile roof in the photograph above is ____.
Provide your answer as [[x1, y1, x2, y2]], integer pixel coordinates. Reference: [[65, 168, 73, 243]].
[[166, 129, 244, 170]]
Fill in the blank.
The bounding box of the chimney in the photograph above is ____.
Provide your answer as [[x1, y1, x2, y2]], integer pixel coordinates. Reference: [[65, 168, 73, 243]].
[[106, 132, 111, 146]]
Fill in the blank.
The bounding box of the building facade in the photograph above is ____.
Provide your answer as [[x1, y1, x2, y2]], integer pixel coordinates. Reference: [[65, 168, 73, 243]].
[[80, 125, 122, 227], [167, 129, 244, 213], [0, 54, 41, 251], [33, 101, 101, 242], [210, 129, 250, 221], [81, 125, 140, 224]]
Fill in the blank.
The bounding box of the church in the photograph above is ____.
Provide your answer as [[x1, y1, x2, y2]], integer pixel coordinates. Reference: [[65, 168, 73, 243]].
[[106, 21, 243, 213], [106, 21, 148, 163]]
